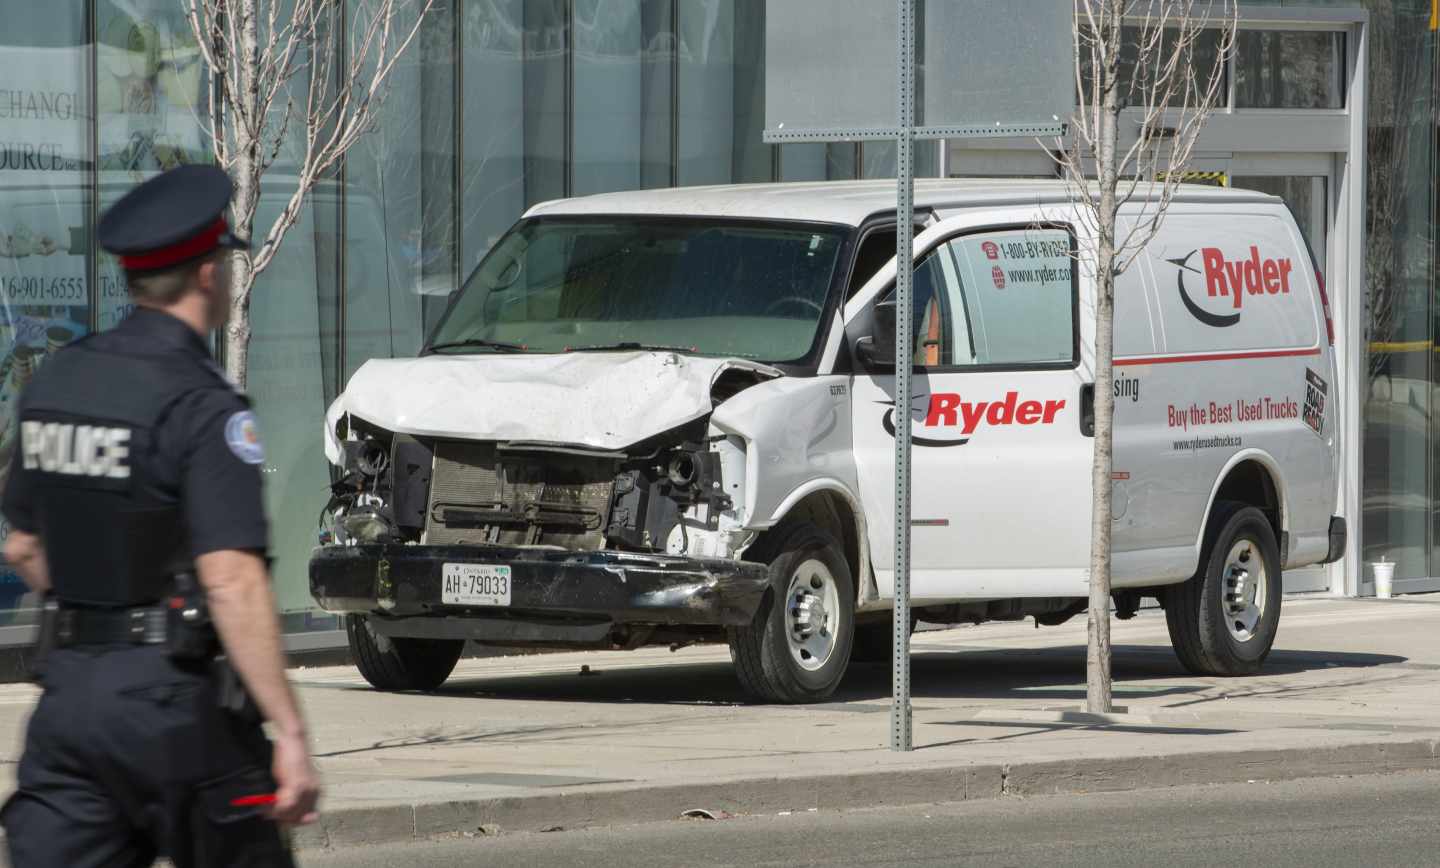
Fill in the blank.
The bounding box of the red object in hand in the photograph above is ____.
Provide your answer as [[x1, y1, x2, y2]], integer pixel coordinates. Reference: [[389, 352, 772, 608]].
[[230, 794, 278, 807]]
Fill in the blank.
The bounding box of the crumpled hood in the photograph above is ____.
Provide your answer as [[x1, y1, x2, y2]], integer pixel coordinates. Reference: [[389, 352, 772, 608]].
[[325, 351, 781, 462]]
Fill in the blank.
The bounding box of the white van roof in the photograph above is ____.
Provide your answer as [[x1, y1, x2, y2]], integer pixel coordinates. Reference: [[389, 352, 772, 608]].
[[524, 179, 1283, 227]]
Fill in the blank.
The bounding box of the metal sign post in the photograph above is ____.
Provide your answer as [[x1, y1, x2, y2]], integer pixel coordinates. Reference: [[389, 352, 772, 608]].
[[763, 0, 1070, 753], [889, 0, 916, 752]]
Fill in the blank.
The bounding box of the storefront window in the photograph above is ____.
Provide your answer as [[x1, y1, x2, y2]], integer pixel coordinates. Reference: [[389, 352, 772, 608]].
[[859, 140, 939, 179], [678, 0, 737, 185], [0, 6, 90, 624], [1080, 26, 1228, 108], [780, 143, 859, 181], [95, 0, 211, 331], [245, 44, 344, 616], [1234, 30, 1346, 109], [248, 190, 340, 614], [1360, 1, 1434, 588], [460, 0, 525, 277], [573, 0, 642, 195], [523, 0, 569, 206], [639, 0, 676, 189], [345, 0, 450, 374]]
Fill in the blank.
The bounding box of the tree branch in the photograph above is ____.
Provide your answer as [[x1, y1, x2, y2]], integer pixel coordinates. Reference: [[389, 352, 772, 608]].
[[187, 0, 437, 384]]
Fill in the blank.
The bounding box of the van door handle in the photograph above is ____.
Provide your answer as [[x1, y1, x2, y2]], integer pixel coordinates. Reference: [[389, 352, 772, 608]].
[[1080, 384, 1095, 437]]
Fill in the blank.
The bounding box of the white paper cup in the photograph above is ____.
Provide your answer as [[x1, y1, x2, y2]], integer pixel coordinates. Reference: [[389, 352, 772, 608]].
[[1372, 561, 1395, 599]]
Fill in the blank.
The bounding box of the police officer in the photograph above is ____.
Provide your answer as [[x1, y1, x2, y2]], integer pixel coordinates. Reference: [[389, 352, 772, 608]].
[[0, 165, 320, 866]]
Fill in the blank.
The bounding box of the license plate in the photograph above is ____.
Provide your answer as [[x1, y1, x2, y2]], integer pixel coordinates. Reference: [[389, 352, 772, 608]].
[[441, 563, 512, 606]]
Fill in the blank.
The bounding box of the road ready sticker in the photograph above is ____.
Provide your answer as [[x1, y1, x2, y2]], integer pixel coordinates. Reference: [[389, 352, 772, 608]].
[[1303, 369, 1327, 437], [224, 410, 265, 465]]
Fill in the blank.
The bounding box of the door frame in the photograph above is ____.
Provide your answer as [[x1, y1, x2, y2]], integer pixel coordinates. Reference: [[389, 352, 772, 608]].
[[842, 210, 1096, 601]]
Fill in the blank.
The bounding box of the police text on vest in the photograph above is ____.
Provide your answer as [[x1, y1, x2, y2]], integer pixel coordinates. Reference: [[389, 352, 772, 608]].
[[21, 422, 131, 479]]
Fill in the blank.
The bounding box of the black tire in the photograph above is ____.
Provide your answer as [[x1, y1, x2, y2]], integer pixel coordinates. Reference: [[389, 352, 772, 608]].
[[347, 614, 464, 691], [727, 523, 855, 703], [849, 614, 916, 663], [1164, 502, 1282, 676]]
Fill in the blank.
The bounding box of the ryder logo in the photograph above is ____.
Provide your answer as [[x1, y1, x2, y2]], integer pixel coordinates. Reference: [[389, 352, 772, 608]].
[[1166, 246, 1294, 328], [881, 392, 1066, 447]]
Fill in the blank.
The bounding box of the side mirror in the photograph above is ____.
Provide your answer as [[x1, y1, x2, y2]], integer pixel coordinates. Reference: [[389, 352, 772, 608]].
[[856, 298, 898, 369]]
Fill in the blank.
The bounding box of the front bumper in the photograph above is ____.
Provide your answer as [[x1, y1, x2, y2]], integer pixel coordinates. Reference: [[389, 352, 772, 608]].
[[309, 544, 771, 628]]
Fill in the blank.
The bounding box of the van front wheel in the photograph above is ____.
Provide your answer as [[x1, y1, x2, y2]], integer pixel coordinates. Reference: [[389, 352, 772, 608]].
[[728, 524, 855, 703], [347, 614, 465, 691], [1164, 503, 1282, 676]]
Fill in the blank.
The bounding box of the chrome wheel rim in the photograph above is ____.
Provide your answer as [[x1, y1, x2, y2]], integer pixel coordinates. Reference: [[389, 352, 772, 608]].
[[785, 558, 841, 671], [1222, 538, 1267, 643]]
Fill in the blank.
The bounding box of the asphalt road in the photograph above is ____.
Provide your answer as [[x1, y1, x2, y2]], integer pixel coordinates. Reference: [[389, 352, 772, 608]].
[[301, 770, 1440, 867]]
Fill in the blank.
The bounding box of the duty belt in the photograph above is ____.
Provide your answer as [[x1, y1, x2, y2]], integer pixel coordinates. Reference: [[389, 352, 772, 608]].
[[54, 605, 169, 647]]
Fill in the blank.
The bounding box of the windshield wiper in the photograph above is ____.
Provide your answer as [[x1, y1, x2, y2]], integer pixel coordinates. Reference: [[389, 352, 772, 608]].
[[565, 341, 697, 354], [422, 338, 527, 356]]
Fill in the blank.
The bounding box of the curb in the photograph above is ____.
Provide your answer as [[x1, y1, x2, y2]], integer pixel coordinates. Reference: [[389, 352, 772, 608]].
[[292, 737, 1440, 851]]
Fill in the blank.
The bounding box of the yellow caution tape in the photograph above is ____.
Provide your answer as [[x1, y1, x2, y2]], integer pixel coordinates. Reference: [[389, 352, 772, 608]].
[[1157, 170, 1228, 187], [1368, 340, 1436, 353]]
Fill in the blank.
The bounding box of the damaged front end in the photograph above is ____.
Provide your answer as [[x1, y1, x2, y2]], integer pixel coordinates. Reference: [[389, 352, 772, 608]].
[[320, 416, 753, 560], [310, 355, 777, 646]]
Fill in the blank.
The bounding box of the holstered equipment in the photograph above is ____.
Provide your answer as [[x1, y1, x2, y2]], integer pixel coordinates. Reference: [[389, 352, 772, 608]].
[[214, 658, 263, 725], [27, 595, 60, 682], [165, 572, 220, 661], [47, 573, 219, 663]]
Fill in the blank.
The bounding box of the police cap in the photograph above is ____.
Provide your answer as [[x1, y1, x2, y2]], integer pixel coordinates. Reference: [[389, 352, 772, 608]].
[[98, 165, 250, 272]]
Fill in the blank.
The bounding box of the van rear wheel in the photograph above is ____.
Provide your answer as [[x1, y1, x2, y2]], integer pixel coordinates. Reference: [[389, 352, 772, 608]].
[[1164, 502, 1282, 676], [347, 614, 465, 691], [728, 523, 855, 703]]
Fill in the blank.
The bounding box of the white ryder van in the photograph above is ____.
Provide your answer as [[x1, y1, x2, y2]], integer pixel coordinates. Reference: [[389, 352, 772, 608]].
[[311, 179, 1344, 703]]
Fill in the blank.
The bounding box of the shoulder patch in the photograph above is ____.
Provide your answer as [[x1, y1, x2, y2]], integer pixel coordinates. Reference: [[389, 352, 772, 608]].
[[224, 411, 265, 465]]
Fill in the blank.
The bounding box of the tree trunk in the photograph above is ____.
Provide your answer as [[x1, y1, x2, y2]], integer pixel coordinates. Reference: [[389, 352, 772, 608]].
[[223, 247, 255, 386], [224, 0, 262, 389], [1086, 0, 1123, 716], [224, 147, 258, 386]]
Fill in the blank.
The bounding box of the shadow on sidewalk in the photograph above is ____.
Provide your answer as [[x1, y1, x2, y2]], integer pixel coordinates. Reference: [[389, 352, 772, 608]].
[[427, 643, 1406, 707]]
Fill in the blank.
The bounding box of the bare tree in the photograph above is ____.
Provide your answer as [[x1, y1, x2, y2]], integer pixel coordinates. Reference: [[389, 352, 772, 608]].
[[1055, 0, 1236, 713], [185, 0, 435, 386]]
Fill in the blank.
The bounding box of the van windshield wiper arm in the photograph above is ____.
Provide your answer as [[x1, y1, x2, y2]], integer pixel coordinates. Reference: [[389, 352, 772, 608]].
[[564, 341, 697, 354], [422, 338, 527, 355]]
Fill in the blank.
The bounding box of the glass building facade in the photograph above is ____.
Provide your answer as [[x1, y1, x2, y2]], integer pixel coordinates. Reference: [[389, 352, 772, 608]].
[[1354, 0, 1439, 593], [0, 1, 1433, 637]]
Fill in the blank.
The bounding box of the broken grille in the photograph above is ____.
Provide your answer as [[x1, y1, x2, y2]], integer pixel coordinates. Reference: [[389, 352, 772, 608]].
[[424, 441, 616, 549]]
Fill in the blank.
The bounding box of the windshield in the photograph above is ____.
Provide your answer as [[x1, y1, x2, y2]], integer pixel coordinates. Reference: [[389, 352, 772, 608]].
[[428, 218, 847, 362]]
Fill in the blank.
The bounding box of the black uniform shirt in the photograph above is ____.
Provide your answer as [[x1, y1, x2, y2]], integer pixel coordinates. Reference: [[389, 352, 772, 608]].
[[2, 308, 269, 558]]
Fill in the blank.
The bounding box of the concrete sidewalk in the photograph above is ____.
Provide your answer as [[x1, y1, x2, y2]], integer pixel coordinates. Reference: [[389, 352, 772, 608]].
[[0, 597, 1436, 851]]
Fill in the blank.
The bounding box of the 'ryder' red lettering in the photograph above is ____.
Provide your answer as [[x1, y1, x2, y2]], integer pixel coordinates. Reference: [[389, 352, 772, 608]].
[[1201, 246, 1293, 310], [924, 392, 1064, 434]]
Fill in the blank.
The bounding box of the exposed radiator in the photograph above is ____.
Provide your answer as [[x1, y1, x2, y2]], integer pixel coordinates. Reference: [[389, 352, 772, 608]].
[[424, 440, 616, 550]]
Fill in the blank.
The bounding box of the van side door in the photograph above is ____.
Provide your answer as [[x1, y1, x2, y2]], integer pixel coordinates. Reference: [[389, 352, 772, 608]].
[[846, 212, 1095, 601]]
